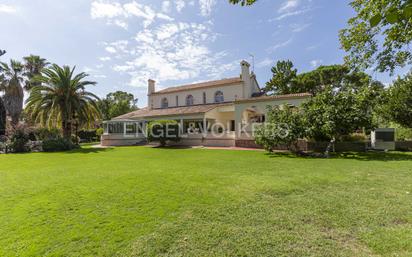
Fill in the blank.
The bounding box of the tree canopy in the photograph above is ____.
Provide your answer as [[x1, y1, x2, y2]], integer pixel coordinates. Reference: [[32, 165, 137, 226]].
[[26, 64, 101, 140], [99, 91, 138, 120], [381, 71, 412, 128], [340, 0, 412, 73], [264, 60, 383, 96]]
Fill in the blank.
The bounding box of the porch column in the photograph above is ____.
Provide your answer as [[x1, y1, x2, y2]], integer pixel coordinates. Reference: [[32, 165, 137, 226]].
[[180, 119, 183, 135], [203, 117, 207, 136], [123, 122, 127, 136]]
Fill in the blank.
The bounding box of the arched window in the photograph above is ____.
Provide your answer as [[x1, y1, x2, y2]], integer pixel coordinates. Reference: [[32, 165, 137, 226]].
[[161, 98, 168, 108], [186, 95, 194, 106], [214, 91, 224, 103]]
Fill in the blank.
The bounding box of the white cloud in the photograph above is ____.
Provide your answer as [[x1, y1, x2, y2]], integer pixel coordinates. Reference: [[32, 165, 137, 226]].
[[176, 0, 186, 12], [266, 38, 293, 53], [91, 0, 173, 29], [310, 59, 323, 67], [162, 1, 171, 13], [107, 21, 236, 88], [290, 23, 311, 32], [272, 8, 311, 21], [99, 56, 111, 61], [91, 1, 124, 19], [256, 58, 273, 68], [0, 4, 17, 13], [278, 0, 299, 13], [199, 0, 216, 16]]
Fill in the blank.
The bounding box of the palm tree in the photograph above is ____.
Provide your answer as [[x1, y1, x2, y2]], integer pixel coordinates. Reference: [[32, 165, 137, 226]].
[[23, 55, 49, 91], [26, 64, 101, 140], [0, 60, 24, 127], [0, 97, 6, 136]]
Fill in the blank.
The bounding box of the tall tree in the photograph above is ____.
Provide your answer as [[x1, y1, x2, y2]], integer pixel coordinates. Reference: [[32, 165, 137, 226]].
[[98, 91, 138, 120], [0, 50, 5, 57], [264, 60, 297, 95], [381, 71, 412, 128], [23, 55, 49, 91], [26, 64, 101, 140], [303, 86, 377, 155], [0, 60, 24, 127], [340, 0, 412, 73]]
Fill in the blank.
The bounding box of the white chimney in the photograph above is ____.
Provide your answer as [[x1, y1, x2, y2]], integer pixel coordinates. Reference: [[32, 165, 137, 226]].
[[148, 79, 155, 109], [240, 60, 252, 98]]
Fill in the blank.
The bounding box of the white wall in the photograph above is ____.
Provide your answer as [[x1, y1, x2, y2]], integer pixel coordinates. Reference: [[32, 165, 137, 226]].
[[150, 83, 245, 109]]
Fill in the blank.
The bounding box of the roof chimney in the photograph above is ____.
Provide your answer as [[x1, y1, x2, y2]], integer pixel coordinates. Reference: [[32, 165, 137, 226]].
[[240, 60, 252, 98], [148, 79, 156, 95]]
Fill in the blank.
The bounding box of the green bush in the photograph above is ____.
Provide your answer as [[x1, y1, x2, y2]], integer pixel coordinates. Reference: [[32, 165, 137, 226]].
[[34, 128, 61, 141], [10, 127, 31, 153], [96, 128, 104, 137], [146, 120, 180, 146], [254, 105, 307, 153], [42, 138, 79, 152], [78, 130, 98, 142], [340, 133, 368, 142]]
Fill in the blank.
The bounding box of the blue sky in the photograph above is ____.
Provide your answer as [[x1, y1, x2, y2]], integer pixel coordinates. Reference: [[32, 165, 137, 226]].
[[0, 0, 405, 107]]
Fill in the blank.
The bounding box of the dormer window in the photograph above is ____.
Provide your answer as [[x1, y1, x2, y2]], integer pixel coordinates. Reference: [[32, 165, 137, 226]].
[[214, 91, 224, 103], [186, 95, 194, 106], [203, 92, 206, 104], [161, 98, 168, 108]]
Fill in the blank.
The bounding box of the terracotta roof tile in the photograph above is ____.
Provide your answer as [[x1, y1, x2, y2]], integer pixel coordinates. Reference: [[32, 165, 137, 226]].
[[235, 93, 312, 103], [112, 103, 232, 120], [152, 77, 242, 94]]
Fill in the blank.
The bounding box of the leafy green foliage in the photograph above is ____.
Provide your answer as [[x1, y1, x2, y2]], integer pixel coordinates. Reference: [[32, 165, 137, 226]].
[[42, 137, 79, 152], [9, 126, 31, 153], [340, 0, 412, 73], [264, 61, 383, 96], [98, 91, 138, 120], [26, 64, 101, 141], [22, 55, 49, 91], [302, 86, 376, 142], [381, 72, 412, 128], [77, 130, 98, 142], [264, 60, 297, 95], [96, 128, 104, 137], [254, 105, 307, 152], [146, 120, 180, 146], [33, 127, 61, 141], [228, 0, 257, 6]]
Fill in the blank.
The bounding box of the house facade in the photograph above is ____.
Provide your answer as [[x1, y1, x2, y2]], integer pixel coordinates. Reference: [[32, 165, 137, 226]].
[[101, 61, 311, 147]]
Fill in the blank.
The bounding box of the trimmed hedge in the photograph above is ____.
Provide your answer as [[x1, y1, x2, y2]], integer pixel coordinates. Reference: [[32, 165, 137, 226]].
[[42, 138, 79, 152]]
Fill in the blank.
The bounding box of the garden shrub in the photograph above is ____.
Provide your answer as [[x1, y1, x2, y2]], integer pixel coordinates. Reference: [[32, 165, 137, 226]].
[[254, 105, 307, 153], [147, 120, 180, 146], [10, 127, 31, 153], [34, 128, 61, 141], [96, 128, 104, 137], [42, 138, 79, 152], [78, 129, 98, 142]]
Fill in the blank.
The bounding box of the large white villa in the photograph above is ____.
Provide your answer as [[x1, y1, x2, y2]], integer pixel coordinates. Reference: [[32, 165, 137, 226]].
[[101, 61, 311, 147]]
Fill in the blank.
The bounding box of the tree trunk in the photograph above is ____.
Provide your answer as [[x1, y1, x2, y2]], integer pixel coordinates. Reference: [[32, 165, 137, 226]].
[[324, 137, 336, 158], [62, 120, 72, 141]]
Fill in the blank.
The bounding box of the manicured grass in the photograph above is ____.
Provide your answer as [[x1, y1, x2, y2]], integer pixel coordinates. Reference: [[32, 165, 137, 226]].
[[0, 147, 411, 256]]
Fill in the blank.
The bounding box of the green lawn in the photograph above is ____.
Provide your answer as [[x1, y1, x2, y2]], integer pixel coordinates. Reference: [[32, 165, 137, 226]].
[[0, 147, 411, 256]]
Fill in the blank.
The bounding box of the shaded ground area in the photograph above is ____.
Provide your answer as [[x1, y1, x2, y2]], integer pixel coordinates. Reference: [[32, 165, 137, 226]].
[[0, 147, 411, 256]]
